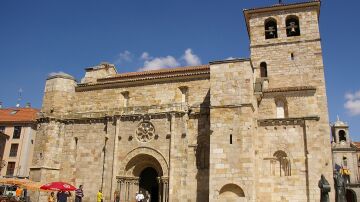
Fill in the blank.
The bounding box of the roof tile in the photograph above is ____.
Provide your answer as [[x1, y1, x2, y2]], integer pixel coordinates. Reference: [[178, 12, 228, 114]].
[[0, 108, 39, 123]]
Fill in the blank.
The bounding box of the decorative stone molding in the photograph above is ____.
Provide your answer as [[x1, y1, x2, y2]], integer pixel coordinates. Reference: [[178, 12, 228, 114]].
[[136, 122, 156, 143], [262, 86, 316, 98], [119, 147, 169, 176], [257, 116, 319, 126]]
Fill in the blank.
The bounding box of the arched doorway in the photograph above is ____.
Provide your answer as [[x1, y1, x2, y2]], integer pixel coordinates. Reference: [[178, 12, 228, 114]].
[[346, 189, 357, 202], [139, 167, 159, 202], [118, 149, 169, 202]]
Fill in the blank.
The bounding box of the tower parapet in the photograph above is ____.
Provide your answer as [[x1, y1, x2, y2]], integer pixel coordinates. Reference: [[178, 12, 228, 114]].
[[42, 72, 76, 116]]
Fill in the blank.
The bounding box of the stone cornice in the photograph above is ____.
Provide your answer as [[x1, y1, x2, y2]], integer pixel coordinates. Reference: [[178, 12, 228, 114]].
[[257, 116, 319, 126], [250, 38, 321, 49], [210, 103, 255, 111], [29, 166, 60, 170], [262, 86, 316, 98], [37, 103, 210, 123], [264, 86, 316, 93], [332, 147, 360, 152], [209, 58, 250, 65]]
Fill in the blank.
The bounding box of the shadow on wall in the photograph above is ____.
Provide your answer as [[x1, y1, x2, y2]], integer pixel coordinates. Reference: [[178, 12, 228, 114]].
[[196, 90, 210, 202]]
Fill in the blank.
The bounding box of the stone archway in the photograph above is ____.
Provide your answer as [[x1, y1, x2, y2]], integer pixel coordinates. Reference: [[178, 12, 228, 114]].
[[116, 147, 169, 202], [346, 189, 357, 202], [219, 183, 246, 202]]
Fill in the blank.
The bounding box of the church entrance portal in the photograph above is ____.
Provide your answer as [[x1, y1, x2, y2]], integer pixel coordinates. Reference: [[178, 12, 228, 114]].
[[139, 167, 159, 202], [118, 151, 169, 202]]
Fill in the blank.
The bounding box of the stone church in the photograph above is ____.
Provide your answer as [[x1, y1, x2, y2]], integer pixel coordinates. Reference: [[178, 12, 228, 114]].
[[30, 1, 334, 201]]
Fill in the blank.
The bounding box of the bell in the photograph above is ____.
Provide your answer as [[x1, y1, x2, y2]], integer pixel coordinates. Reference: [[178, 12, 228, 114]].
[[291, 27, 296, 33], [289, 22, 296, 33], [268, 26, 275, 35]]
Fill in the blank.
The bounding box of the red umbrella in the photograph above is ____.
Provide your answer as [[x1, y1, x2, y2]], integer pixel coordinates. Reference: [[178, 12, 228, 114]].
[[40, 182, 77, 191]]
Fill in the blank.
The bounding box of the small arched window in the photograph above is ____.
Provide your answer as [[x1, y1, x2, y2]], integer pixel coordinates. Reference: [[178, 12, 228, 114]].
[[265, 18, 278, 39], [273, 150, 291, 176], [260, 62, 268, 77], [339, 130, 346, 142], [286, 15, 300, 37], [276, 101, 285, 118], [343, 156, 348, 167], [275, 98, 288, 118]]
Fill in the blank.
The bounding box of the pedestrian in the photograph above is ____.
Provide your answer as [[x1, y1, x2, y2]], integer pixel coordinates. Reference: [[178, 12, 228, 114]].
[[15, 186, 22, 200], [97, 190, 103, 202], [57, 191, 71, 202], [145, 191, 151, 202], [75, 185, 84, 202], [135, 191, 145, 202], [48, 192, 56, 202], [113, 189, 120, 202]]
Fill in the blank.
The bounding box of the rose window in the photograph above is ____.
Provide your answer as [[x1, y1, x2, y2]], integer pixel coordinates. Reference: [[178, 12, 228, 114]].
[[136, 122, 155, 142]]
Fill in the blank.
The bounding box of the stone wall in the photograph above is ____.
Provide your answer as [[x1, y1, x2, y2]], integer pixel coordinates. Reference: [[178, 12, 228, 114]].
[[209, 60, 255, 201]]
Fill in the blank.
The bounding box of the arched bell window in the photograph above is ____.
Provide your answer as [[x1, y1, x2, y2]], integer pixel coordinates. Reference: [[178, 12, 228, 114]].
[[339, 130, 347, 142], [286, 15, 300, 37], [260, 62, 268, 77], [265, 18, 278, 39]]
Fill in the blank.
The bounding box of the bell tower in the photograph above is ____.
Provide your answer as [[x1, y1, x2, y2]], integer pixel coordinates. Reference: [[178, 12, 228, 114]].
[[244, 1, 334, 201], [244, 0, 323, 89], [331, 117, 351, 148]]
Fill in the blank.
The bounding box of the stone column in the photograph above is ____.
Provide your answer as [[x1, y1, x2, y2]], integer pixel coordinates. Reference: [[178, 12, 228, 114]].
[[157, 177, 162, 202], [117, 177, 139, 202], [111, 118, 121, 202], [168, 113, 176, 201], [161, 176, 169, 202]]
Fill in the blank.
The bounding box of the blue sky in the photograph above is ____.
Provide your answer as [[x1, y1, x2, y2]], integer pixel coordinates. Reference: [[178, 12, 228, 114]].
[[1, 0, 360, 139]]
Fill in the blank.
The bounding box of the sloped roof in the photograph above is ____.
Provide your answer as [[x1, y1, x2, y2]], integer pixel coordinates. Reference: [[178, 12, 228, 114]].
[[0, 108, 39, 123], [97, 65, 210, 82], [352, 142, 360, 149]]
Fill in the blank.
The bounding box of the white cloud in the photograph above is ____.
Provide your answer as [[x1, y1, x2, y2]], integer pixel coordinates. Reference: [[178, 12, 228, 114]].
[[135, 48, 201, 71], [181, 48, 201, 66], [226, 57, 235, 60], [140, 52, 152, 60], [344, 90, 360, 116], [139, 56, 180, 71], [114, 50, 133, 64]]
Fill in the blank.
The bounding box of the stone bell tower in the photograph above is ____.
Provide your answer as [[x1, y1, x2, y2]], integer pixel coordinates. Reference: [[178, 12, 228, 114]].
[[244, 1, 334, 201], [332, 117, 351, 148]]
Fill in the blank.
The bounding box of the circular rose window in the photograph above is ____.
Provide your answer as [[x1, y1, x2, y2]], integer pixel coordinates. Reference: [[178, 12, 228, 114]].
[[136, 122, 155, 143]]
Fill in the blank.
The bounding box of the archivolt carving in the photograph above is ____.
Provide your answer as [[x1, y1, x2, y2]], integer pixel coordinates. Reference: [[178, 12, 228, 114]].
[[136, 121, 155, 143], [119, 147, 169, 176]]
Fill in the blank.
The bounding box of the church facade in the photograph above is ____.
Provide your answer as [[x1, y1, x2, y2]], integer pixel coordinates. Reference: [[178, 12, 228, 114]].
[[30, 1, 334, 201]]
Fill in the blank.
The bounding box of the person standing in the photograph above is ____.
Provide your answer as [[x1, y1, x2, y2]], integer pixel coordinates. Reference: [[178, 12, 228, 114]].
[[135, 191, 145, 202], [113, 189, 120, 202], [57, 191, 71, 202], [97, 190, 103, 202], [48, 192, 56, 202], [145, 191, 151, 202], [75, 185, 84, 202], [15, 187, 22, 200]]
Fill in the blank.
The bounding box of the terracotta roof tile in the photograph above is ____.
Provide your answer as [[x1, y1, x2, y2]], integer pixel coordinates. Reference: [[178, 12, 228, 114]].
[[352, 142, 360, 149], [0, 108, 39, 123], [97, 65, 210, 82]]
